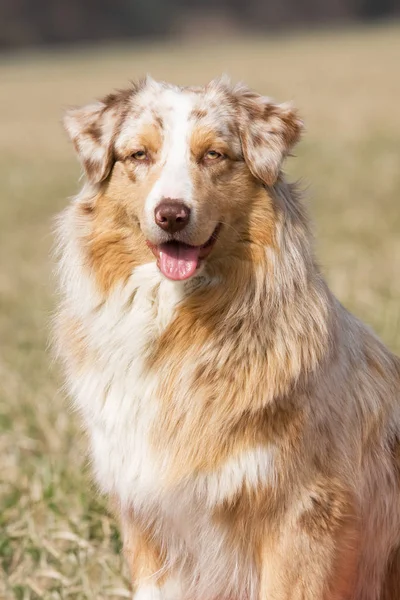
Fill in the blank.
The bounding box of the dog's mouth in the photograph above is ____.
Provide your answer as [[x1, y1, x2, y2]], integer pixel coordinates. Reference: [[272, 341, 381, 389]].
[[147, 224, 222, 281]]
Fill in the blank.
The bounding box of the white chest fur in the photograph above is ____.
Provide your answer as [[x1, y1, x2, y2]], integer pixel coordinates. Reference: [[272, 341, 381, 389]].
[[69, 263, 183, 507]]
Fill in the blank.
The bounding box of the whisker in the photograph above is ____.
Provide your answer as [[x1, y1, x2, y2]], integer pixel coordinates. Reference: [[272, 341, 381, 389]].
[[217, 220, 242, 237], [218, 220, 250, 245]]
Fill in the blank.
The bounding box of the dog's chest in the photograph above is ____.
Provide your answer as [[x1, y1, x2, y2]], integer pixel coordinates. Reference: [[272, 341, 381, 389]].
[[71, 266, 184, 506], [68, 264, 274, 598], [72, 263, 276, 500]]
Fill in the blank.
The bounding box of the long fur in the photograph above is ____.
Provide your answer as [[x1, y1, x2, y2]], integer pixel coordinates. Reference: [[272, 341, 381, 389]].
[[54, 77, 400, 600]]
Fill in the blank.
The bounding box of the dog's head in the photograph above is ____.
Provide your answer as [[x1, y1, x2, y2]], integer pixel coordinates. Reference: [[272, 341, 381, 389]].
[[64, 77, 302, 284]]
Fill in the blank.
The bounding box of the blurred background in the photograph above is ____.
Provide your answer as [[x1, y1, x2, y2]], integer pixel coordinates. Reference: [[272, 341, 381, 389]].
[[0, 2, 399, 599], [0, 0, 399, 47]]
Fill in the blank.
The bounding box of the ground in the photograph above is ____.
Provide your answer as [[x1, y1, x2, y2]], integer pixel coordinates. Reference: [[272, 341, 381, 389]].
[[0, 23, 399, 600]]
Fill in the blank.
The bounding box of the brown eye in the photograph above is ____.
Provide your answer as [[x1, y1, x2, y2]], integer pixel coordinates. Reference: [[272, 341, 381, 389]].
[[131, 150, 148, 161], [204, 150, 223, 161]]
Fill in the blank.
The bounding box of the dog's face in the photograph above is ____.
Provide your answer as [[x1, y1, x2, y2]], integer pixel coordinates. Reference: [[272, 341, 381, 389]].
[[64, 78, 302, 283]]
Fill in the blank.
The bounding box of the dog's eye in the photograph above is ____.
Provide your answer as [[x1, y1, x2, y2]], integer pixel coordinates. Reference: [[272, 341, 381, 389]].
[[131, 150, 148, 161], [204, 150, 223, 161]]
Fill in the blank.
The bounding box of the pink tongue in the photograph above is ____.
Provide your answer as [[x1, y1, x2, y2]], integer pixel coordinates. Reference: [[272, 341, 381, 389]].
[[159, 243, 200, 281]]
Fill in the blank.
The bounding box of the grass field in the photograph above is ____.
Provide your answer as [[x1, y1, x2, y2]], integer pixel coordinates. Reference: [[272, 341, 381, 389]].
[[1, 23, 399, 599]]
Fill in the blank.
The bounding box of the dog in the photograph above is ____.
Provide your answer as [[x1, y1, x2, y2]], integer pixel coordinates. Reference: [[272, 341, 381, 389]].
[[55, 77, 400, 600]]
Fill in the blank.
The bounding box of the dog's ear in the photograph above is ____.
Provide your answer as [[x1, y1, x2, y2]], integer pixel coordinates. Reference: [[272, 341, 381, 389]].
[[236, 91, 303, 186], [63, 99, 120, 184]]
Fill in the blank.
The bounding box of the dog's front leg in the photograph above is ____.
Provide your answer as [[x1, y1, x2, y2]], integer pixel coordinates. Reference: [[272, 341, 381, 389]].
[[259, 483, 360, 600], [119, 509, 181, 600]]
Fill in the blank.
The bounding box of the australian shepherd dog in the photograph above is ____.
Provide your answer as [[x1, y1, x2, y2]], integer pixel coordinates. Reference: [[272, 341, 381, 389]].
[[55, 77, 400, 600]]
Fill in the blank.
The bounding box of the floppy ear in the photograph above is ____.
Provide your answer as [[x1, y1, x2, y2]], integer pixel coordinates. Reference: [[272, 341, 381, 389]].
[[63, 100, 118, 184], [237, 92, 303, 186]]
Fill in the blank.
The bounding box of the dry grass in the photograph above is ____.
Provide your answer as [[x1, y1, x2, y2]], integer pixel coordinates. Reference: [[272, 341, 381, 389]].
[[0, 23, 399, 599]]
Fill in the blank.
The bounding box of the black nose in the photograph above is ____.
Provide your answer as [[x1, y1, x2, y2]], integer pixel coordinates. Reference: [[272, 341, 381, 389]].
[[154, 200, 191, 234]]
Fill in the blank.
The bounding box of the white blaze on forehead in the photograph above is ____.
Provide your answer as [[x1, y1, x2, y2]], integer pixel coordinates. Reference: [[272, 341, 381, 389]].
[[145, 89, 196, 218]]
